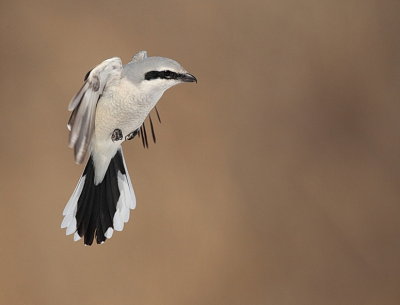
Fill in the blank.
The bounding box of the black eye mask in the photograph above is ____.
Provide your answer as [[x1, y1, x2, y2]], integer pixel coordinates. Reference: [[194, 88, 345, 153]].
[[145, 70, 183, 80]]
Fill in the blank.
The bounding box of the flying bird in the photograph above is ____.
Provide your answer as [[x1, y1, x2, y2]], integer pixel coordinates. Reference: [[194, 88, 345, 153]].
[[61, 51, 197, 245]]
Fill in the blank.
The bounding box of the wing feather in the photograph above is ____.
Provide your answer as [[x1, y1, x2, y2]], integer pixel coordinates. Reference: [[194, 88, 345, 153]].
[[137, 108, 162, 148], [68, 57, 122, 164]]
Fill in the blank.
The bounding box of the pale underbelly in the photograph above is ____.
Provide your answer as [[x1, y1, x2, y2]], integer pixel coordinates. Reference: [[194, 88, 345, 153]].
[[94, 96, 152, 143]]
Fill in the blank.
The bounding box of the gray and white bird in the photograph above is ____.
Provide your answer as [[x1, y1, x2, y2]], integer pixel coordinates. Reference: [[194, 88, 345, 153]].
[[61, 51, 197, 245]]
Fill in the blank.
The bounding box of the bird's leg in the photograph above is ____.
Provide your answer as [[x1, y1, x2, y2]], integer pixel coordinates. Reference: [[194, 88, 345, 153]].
[[111, 129, 123, 142], [125, 129, 139, 141]]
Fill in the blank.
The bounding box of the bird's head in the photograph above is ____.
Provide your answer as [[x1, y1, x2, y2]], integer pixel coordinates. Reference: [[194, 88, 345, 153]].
[[123, 51, 197, 95]]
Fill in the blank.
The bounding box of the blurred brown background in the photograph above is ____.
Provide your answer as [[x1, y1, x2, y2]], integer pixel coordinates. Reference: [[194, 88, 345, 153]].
[[0, 0, 399, 304]]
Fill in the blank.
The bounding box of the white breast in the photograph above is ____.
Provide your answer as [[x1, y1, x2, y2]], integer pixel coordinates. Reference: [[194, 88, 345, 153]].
[[94, 78, 162, 140], [90, 78, 164, 184]]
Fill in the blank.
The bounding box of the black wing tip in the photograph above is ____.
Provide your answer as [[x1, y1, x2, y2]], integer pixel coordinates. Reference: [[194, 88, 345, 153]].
[[137, 108, 162, 149], [142, 122, 149, 148], [84, 68, 92, 81], [155, 106, 162, 123]]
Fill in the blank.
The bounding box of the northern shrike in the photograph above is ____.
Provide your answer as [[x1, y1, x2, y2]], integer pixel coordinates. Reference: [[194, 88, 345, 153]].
[[61, 51, 196, 245]]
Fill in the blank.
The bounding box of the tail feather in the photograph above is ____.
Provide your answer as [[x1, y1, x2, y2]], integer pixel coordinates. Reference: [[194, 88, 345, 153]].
[[61, 149, 136, 245]]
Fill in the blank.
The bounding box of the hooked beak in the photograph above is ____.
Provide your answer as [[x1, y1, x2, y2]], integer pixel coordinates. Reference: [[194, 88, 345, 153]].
[[180, 73, 197, 83]]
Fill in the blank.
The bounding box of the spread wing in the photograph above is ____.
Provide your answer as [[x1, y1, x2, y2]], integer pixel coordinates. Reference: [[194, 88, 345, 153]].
[[67, 57, 122, 164]]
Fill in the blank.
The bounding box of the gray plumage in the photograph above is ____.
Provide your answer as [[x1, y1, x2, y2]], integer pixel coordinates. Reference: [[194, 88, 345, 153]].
[[62, 51, 196, 245]]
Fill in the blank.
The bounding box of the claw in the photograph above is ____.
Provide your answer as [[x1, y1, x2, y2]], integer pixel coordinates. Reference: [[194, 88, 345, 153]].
[[111, 129, 123, 142], [125, 129, 138, 141]]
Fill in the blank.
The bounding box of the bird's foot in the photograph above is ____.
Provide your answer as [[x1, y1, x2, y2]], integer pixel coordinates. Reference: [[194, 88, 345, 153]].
[[111, 129, 123, 142], [125, 129, 138, 141]]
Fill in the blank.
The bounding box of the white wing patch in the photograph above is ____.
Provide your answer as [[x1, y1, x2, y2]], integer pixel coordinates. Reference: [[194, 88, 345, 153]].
[[68, 57, 123, 164]]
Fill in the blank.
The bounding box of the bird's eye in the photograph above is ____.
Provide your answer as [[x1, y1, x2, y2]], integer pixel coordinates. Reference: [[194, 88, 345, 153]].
[[164, 70, 172, 78]]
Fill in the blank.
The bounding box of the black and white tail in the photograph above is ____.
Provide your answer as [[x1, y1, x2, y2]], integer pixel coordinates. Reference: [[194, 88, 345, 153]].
[[61, 149, 136, 245]]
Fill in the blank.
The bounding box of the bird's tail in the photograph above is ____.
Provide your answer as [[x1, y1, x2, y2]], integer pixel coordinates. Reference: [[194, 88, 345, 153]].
[[61, 149, 136, 245]]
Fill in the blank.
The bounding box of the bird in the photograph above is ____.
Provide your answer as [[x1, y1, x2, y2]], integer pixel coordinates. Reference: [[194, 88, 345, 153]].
[[61, 51, 197, 245]]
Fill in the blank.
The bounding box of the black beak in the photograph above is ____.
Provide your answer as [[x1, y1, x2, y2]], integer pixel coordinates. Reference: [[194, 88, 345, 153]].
[[181, 73, 197, 83]]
